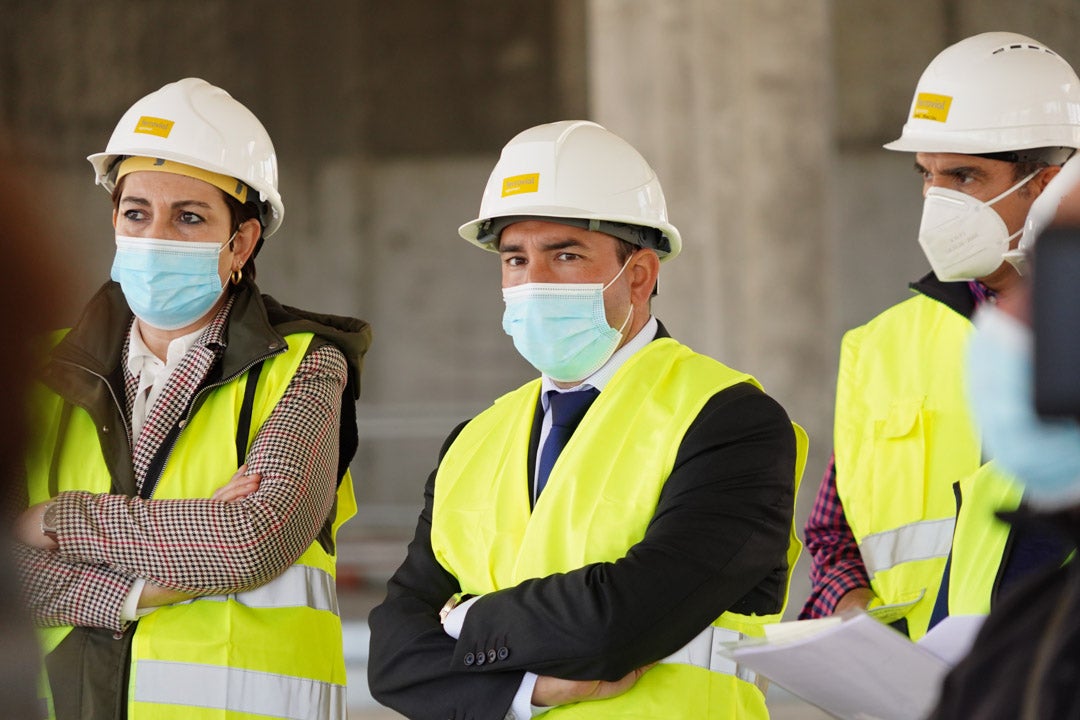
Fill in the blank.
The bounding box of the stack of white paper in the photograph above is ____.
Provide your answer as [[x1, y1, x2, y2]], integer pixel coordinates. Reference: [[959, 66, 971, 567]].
[[723, 612, 984, 720]]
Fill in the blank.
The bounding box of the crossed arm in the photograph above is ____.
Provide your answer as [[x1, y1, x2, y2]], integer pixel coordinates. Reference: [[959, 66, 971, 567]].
[[367, 384, 797, 720], [12, 344, 346, 631]]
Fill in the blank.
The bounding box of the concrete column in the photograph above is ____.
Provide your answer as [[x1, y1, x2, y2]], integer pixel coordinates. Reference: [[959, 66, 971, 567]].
[[588, 0, 833, 611]]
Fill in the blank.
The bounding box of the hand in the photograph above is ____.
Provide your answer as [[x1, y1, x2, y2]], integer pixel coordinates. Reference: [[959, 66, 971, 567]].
[[138, 581, 197, 609], [835, 586, 876, 614], [532, 664, 656, 707], [211, 464, 262, 502], [13, 502, 58, 551]]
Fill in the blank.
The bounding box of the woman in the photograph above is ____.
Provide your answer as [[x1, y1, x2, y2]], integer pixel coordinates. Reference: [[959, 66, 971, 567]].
[[13, 78, 370, 720]]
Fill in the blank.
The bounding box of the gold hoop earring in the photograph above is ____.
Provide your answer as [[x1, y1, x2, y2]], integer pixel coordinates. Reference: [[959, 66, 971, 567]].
[[231, 268, 243, 285]]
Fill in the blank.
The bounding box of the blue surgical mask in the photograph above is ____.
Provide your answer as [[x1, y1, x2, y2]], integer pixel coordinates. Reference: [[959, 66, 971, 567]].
[[111, 234, 232, 331], [968, 304, 1080, 508], [502, 256, 634, 382]]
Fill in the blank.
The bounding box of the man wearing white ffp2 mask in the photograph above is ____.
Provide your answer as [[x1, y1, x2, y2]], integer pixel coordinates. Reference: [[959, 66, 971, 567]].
[[802, 32, 1080, 641], [918, 169, 1041, 282]]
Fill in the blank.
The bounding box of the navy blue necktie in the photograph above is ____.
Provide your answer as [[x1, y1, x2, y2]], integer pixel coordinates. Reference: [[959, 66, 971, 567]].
[[536, 388, 599, 497]]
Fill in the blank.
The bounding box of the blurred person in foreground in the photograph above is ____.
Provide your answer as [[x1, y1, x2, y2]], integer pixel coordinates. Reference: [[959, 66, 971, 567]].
[[368, 120, 806, 720], [931, 150, 1080, 719], [11, 78, 370, 719], [0, 157, 68, 719]]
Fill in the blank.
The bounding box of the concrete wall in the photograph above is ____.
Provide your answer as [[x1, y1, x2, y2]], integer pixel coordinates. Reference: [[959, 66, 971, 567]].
[[5, 0, 1080, 622]]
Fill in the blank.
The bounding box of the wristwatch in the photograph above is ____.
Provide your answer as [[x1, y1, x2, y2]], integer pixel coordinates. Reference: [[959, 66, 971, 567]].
[[40, 501, 59, 541], [438, 592, 474, 624]]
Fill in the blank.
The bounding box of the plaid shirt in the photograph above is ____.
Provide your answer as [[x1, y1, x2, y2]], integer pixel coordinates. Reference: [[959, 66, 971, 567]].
[[18, 294, 347, 631], [799, 455, 868, 617], [800, 281, 992, 618]]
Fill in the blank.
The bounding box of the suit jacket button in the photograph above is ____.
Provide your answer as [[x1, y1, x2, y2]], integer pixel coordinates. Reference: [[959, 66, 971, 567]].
[[487, 649, 498, 664], [498, 646, 510, 660], [475, 650, 486, 666], [463, 652, 475, 666]]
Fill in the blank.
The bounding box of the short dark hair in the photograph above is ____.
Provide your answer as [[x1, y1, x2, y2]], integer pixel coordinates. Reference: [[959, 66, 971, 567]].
[[614, 238, 638, 264], [1012, 160, 1050, 183]]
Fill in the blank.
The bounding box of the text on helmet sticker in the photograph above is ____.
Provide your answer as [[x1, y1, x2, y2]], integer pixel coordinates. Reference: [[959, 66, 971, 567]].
[[134, 116, 175, 138], [912, 93, 952, 123], [502, 173, 540, 197]]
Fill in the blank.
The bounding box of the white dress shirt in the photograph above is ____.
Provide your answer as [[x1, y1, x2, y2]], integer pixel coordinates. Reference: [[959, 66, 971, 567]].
[[120, 319, 208, 622]]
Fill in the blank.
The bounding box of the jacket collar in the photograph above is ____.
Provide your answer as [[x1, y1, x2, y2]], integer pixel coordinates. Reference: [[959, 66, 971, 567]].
[[258, 289, 371, 400], [49, 277, 371, 401], [909, 271, 977, 320], [50, 279, 287, 383]]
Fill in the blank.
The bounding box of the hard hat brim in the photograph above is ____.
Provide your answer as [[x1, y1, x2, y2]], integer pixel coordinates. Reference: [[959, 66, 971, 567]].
[[87, 148, 284, 238], [884, 127, 1080, 155], [458, 210, 682, 263]]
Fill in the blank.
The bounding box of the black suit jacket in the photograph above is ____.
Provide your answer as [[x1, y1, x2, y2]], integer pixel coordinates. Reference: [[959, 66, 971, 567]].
[[368, 326, 797, 720]]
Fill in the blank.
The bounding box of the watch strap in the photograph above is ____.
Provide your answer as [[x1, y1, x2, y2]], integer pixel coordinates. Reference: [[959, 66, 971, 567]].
[[40, 501, 59, 541], [438, 592, 475, 624]]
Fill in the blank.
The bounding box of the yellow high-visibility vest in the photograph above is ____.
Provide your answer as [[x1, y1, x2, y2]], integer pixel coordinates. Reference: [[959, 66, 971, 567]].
[[947, 464, 1024, 615], [27, 331, 355, 720], [834, 293, 1020, 638], [432, 338, 807, 719]]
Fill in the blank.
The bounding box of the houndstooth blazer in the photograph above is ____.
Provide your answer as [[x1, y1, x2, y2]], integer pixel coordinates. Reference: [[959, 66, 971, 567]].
[[17, 280, 369, 631]]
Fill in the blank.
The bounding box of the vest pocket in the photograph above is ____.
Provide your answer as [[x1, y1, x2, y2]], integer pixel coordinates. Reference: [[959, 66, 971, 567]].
[[869, 397, 929, 523], [866, 588, 926, 625]]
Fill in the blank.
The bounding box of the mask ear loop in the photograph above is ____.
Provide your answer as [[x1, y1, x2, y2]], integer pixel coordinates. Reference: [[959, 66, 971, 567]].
[[985, 171, 1042, 248], [986, 169, 1041, 208], [602, 251, 638, 334], [614, 305, 634, 335], [220, 230, 243, 285], [601, 252, 636, 292]]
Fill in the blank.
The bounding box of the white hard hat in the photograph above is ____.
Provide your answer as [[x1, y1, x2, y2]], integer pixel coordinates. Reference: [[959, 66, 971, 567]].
[[88, 78, 284, 238], [458, 120, 682, 262], [885, 32, 1080, 158]]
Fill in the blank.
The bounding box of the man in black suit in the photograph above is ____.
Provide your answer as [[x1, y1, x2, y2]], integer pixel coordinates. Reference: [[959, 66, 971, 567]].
[[368, 120, 804, 720]]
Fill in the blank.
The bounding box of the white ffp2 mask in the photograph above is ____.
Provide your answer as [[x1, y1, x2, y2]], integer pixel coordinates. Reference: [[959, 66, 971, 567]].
[[917, 171, 1037, 281]]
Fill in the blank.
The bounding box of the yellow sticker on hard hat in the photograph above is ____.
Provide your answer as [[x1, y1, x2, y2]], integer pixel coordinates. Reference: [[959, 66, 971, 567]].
[[912, 93, 952, 123], [502, 173, 540, 197], [134, 115, 175, 138]]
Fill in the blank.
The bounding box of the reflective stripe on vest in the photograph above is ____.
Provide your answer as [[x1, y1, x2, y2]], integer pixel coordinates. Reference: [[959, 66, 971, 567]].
[[196, 563, 339, 614], [133, 660, 345, 719], [27, 331, 354, 720], [834, 293, 1015, 639], [659, 626, 762, 691], [860, 517, 956, 577], [432, 339, 806, 719]]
